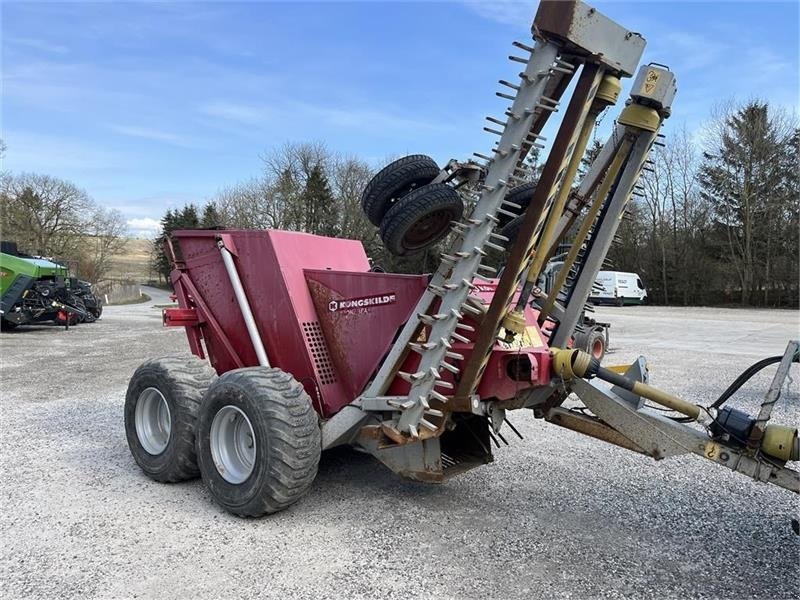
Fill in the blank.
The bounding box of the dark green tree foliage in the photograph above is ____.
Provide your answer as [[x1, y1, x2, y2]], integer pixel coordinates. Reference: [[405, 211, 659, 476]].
[[201, 202, 224, 229], [152, 203, 201, 281], [299, 165, 338, 236], [606, 101, 797, 307], [699, 102, 799, 305]]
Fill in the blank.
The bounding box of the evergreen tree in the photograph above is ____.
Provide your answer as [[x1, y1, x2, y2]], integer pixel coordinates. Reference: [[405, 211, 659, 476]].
[[699, 102, 798, 304], [152, 203, 202, 282], [300, 164, 338, 236], [201, 202, 223, 229]]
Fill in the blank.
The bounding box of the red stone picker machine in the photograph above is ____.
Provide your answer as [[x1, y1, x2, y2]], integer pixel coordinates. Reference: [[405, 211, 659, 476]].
[[124, 1, 799, 517]]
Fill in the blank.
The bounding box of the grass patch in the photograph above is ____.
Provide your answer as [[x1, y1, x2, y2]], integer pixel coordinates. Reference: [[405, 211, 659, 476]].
[[107, 293, 151, 306]]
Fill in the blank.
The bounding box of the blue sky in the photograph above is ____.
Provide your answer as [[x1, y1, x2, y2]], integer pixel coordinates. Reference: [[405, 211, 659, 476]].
[[2, 1, 798, 237]]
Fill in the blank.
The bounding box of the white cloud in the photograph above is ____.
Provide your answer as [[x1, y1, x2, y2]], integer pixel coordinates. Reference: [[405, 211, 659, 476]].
[[6, 37, 69, 55], [126, 217, 161, 238], [2, 130, 122, 171], [201, 101, 273, 124], [108, 124, 202, 149]]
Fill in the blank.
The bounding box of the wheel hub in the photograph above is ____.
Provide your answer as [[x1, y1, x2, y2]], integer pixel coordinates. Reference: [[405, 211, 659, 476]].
[[135, 387, 172, 455], [403, 209, 452, 250], [209, 405, 256, 484]]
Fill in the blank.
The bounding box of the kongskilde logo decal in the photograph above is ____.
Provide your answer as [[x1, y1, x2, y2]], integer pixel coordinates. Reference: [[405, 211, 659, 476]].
[[328, 293, 397, 312]]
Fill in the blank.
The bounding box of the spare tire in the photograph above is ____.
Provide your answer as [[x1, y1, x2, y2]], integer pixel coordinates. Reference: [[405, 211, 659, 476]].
[[361, 155, 441, 226], [498, 181, 537, 227], [379, 183, 464, 256]]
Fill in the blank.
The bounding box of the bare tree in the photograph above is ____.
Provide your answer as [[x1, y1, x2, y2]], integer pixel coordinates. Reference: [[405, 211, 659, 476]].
[[0, 172, 128, 282], [80, 207, 129, 282], [0, 172, 93, 260]]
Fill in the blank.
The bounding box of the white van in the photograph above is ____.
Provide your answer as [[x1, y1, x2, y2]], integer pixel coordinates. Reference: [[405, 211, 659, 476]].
[[591, 271, 647, 306]]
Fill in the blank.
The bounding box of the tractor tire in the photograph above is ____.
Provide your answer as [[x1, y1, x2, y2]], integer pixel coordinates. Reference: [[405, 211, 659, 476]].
[[498, 214, 524, 250], [498, 181, 537, 227], [379, 183, 464, 256], [196, 367, 321, 517], [361, 154, 441, 226], [124, 356, 217, 482], [90, 305, 103, 319], [575, 328, 606, 362]]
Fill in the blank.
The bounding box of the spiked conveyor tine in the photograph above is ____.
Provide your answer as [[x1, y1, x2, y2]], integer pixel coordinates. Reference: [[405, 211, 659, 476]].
[[496, 207, 518, 219], [486, 116, 507, 127], [473, 152, 493, 162], [512, 40, 534, 53], [490, 232, 511, 242], [429, 390, 449, 403], [445, 350, 465, 360], [441, 253, 460, 264], [440, 361, 460, 375], [450, 331, 470, 344], [418, 395, 430, 410], [417, 314, 436, 326], [461, 302, 483, 316], [484, 240, 506, 252], [408, 424, 419, 439], [502, 199, 523, 210], [425, 408, 444, 418], [499, 79, 520, 91], [386, 38, 563, 436], [419, 418, 438, 432]]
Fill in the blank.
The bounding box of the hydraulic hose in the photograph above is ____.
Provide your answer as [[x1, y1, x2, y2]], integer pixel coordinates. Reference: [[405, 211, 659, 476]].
[[711, 351, 799, 409]]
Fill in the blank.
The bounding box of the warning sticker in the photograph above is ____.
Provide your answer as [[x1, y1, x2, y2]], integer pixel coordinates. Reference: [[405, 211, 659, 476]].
[[643, 69, 660, 95]]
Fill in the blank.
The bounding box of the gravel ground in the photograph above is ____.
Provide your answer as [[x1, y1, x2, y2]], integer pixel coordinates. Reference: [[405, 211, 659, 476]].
[[1, 290, 798, 599]]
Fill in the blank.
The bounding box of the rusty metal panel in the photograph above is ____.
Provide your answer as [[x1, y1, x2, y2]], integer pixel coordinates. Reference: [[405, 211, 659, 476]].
[[304, 269, 428, 407], [535, 0, 645, 77]]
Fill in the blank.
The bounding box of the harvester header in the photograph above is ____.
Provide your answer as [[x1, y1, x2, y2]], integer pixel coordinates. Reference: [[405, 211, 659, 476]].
[[123, 0, 798, 518]]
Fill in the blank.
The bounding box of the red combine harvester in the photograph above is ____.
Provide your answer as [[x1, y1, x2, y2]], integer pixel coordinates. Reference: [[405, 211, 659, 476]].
[[125, 0, 798, 518]]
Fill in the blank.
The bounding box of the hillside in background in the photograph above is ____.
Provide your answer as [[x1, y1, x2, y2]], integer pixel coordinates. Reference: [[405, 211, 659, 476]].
[[107, 238, 153, 283]]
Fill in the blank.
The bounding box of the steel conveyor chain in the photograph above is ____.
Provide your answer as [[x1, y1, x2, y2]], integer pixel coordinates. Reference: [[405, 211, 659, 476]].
[[372, 38, 575, 437]]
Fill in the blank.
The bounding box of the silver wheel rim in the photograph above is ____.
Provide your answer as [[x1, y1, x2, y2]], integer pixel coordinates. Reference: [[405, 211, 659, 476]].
[[210, 405, 256, 484], [135, 387, 171, 455]]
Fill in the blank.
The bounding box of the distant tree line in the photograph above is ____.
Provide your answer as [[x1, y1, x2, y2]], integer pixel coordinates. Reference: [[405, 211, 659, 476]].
[[155, 100, 798, 307], [152, 142, 445, 281], [608, 102, 798, 307], [0, 166, 128, 283]]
